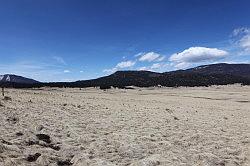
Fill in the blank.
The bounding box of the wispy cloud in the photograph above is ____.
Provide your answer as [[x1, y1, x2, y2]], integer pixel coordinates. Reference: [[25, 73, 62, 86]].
[[232, 27, 250, 37], [103, 60, 136, 74], [138, 66, 147, 71], [156, 56, 165, 62], [150, 63, 162, 69], [134, 52, 144, 57], [173, 62, 190, 69], [240, 35, 250, 52], [0, 61, 65, 82], [116, 60, 136, 68], [138, 52, 165, 62], [137, 63, 171, 72], [103, 68, 117, 74], [231, 27, 250, 54], [63, 70, 70, 73], [103, 52, 166, 74], [53, 56, 66, 65], [103, 28, 250, 75]]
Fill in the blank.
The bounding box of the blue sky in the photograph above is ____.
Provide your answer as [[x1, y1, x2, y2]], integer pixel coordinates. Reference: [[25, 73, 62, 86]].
[[0, 0, 250, 82]]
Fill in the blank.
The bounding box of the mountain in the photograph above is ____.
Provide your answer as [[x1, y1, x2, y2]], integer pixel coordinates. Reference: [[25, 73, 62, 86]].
[[1, 63, 250, 88], [0, 74, 39, 85], [68, 63, 250, 88], [184, 63, 250, 79]]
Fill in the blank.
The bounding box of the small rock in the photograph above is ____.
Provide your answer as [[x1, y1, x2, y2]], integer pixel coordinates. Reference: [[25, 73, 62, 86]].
[[26, 153, 41, 162], [16, 132, 23, 137], [3, 96, 11, 101], [173, 116, 179, 120], [36, 134, 51, 144], [48, 144, 60, 151], [57, 159, 73, 166]]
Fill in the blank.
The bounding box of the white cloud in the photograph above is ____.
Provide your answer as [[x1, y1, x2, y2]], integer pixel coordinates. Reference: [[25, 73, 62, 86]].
[[169, 47, 228, 69], [116, 60, 136, 68], [104, 52, 166, 74], [64, 70, 70, 73], [169, 47, 228, 63], [80, 70, 84, 73], [139, 52, 161, 62]]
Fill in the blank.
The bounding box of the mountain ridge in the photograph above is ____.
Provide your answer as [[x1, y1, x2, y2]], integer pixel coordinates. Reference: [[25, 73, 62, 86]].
[[1, 63, 250, 88], [184, 63, 250, 79]]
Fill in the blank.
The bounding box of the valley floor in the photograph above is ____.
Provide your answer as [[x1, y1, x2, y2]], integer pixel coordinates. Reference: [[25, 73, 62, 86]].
[[0, 85, 249, 166]]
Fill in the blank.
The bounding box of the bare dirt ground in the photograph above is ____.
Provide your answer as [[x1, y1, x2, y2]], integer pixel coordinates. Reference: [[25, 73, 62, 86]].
[[0, 85, 249, 166]]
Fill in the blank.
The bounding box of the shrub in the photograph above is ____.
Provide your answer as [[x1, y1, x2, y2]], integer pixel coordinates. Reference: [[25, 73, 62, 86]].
[[100, 85, 111, 90]]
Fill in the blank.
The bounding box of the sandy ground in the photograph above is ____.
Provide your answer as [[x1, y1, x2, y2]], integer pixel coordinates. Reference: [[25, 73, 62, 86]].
[[0, 85, 249, 166]]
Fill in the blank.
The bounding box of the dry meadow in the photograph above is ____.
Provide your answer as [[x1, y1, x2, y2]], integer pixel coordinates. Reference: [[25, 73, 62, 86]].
[[0, 85, 249, 166]]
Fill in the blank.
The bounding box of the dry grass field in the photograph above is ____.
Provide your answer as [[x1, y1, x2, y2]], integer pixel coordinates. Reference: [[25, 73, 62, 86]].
[[0, 85, 249, 166]]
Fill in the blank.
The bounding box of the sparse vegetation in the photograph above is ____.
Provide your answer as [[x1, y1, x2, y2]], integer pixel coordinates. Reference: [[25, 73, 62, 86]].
[[100, 85, 111, 90]]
